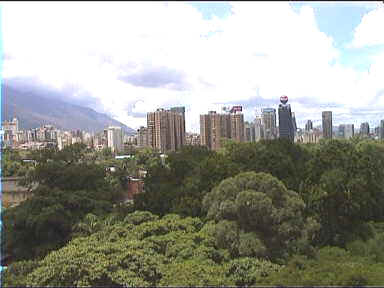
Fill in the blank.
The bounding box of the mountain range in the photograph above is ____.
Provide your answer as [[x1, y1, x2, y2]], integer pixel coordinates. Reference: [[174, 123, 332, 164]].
[[1, 84, 136, 134]]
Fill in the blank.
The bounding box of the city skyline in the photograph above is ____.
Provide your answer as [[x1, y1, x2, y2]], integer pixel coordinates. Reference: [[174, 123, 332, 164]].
[[1, 2, 384, 133]]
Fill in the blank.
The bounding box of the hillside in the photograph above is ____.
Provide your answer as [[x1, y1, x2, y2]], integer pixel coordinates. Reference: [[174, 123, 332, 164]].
[[1, 84, 136, 134]]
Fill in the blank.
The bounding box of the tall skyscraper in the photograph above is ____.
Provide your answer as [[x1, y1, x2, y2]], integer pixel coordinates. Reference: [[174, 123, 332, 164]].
[[380, 120, 384, 140], [278, 95, 295, 141], [322, 111, 333, 139], [360, 122, 370, 137], [338, 124, 345, 138], [147, 107, 185, 153], [244, 122, 257, 142], [200, 108, 244, 150], [230, 113, 245, 143], [254, 116, 264, 141], [200, 111, 231, 150], [170, 106, 186, 147], [261, 108, 277, 140], [305, 120, 313, 132], [244, 122, 252, 142], [345, 124, 354, 139], [107, 126, 123, 153], [292, 112, 297, 139], [338, 124, 354, 139]]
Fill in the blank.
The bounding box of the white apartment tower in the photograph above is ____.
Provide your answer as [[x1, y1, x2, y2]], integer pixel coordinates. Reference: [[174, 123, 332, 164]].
[[107, 126, 123, 153]]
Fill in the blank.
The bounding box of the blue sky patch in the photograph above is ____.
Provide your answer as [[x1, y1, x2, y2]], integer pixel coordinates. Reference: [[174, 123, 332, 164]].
[[188, 1, 232, 20]]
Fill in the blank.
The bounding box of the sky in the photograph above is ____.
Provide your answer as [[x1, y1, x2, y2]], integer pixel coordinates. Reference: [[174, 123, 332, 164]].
[[1, 1, 384, 132]]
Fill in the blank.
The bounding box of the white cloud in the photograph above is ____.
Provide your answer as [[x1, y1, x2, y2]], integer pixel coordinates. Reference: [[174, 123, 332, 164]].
[[1, 1, 384, 131], [351, 6, 384, 47]]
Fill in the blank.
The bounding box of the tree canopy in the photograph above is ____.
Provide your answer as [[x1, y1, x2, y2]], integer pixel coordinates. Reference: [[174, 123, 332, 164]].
[[203, 171, 319, 261]]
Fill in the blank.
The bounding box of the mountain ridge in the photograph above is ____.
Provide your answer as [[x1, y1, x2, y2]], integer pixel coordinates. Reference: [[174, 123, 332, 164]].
[[1, 84, 136, 134]]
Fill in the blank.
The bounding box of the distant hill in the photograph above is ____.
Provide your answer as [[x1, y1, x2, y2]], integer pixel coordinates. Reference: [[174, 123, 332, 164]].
[[1, 84, 136, 134]]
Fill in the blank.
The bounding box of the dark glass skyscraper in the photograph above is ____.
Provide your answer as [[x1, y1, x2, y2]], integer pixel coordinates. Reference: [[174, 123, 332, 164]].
[[322, 111, 333, 139], [278, 95, 294, 141]]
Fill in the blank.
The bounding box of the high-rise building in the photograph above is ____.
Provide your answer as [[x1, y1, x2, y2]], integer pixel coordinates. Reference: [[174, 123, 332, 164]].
[[244, 122, 252, 142], [305, 120, 313, 132], [107, 126, 123, 153], [338, 124, 354, 139], [278, 95, 295, 141], [231, 113, 245, 143], [2, 118, 19, 147], [292, 112, 297, 138], [322, 111, 333, 139], [345, 124, 354, 139], [360, 122, 370, 137], [338, 124, 345, 138], [244, 122, 256, 142], [200, 111, 231, 150], [137, 126, 149, 147], [254, 116, 264, 141], [200, 108, 244, 150], [147, 107, 186, 153], [375, 126, 380, 138], [380, 120, 384, 140], [170, 106, 186, 147], [261, 108, 277, 140]]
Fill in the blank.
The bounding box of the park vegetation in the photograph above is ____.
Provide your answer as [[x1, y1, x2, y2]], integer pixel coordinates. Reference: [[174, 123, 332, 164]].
[[2, 138, 384, 286]]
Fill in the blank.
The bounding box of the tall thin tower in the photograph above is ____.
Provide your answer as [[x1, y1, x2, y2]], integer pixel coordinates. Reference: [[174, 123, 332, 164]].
[[278, 95, 294, 141], [322, 111, 333, 139]]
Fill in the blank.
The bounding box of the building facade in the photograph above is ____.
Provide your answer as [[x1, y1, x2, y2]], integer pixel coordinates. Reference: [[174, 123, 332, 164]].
[[338, 124, 354, 139], [185, 133, 200, 146], [147, 107, 186, 153], [200, 110, 244, 150], [261, 108, 277, 140], [2, 118, 19, 147], [278, 96, 295, 141], [200, 111, 231, 151], [137, 126, 149, 147], [107, 126, 123, 153], [338, 124, 345, 138], [360, 122, 370, 137], [322, 111, 333, 139], [254, 116, 264, 141], [345, 124, 354, 139], [230, 113, 245, 143], [292, 112, 297, 139], [380, 120, 384, 140], [302, 128, 322, 143]]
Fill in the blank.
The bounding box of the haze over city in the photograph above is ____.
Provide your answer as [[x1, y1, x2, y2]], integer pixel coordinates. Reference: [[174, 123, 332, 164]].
[[1, 1, 384, 132]]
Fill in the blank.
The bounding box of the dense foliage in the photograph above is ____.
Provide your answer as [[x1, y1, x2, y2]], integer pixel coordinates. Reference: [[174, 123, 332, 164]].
[[2, 211, 283, 286], [3, 211, 384, 286], [202, 171, 319, 261], [1, 148, 32, 177], [2, 139, 384, 286], [1, 144, 124, 263]]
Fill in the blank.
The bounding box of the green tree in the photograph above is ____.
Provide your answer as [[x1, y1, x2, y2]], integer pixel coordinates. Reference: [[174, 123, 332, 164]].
[[2, 211, 232, 286], [226, 257, 282, 286], [262, 247, 384, 286], [2, 186, 114, 262], [222, 139, 310, 191], [203, 171, 319, 261], [302, 139, 384, 247]]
